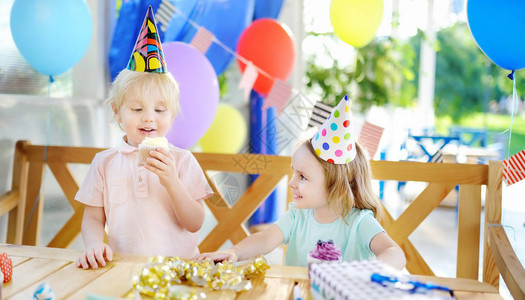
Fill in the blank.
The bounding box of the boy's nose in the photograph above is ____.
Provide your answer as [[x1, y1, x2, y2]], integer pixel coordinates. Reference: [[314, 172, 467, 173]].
[[142, 111, 154, 122]]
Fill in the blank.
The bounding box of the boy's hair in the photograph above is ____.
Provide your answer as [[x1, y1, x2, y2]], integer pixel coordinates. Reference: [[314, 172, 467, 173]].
[[107, 69, 180, 122], [304, 140, 384, 221]]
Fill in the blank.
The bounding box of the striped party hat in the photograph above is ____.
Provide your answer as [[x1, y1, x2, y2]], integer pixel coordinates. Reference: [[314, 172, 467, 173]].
[[311, 95, 356, 164], [127, 6, 167, 73]]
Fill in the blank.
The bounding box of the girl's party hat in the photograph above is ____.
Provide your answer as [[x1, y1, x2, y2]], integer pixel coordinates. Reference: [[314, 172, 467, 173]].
[[311, 95, 356, 164], [127, 6, 167, 73]]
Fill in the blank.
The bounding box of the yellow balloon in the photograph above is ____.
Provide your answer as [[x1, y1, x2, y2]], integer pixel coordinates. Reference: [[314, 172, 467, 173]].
[[199, 104, 247, 154], [330, 0, 384, 48]]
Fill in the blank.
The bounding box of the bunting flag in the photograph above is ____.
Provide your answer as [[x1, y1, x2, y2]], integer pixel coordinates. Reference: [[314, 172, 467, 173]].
[[357, 121, 384, 160], [308, 101, 334, 128], [429, 149, 444, 163], [190, 27, 215, 54], [156, 0, 176, 32], [503, 149, 525, 186], [238, 61, 259, 100], [263, 79, 292, 115]]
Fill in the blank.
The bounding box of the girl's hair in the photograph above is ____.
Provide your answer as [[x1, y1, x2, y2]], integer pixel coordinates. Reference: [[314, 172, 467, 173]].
[[304, 140, 383, 221], [107, 69, 180, 122]]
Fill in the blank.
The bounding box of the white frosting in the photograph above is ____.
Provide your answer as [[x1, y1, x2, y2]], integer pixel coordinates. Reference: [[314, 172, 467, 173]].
[[140, 137, 168, 148]]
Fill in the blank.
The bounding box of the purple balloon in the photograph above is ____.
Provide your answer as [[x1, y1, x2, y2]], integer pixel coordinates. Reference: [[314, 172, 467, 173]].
[[163, 42, 219, 149]]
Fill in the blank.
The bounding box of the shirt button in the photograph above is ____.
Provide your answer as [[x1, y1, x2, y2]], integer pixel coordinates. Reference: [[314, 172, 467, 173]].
[[138, 177, 143, 183]]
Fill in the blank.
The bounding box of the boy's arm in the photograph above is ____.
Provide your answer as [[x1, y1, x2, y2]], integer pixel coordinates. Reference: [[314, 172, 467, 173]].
[[198, 224, 285, 262], [369, 232, 406, 270], [145, 148, 205, 232], [77, 205, 113, 269], [164, 179, 205, 233]]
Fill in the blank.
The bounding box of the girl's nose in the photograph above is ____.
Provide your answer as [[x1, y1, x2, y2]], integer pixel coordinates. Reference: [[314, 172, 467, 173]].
[[288, 174, 297, 188]]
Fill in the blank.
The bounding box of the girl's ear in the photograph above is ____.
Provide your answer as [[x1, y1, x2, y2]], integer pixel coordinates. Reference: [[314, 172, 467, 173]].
[[111, 102, 119, 119]]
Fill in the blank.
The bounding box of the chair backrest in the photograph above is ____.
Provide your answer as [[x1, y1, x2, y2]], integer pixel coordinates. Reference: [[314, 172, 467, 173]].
[[371, 160, 502, 287], [3, 141, 293, 252], [3, 140, 503, 288]]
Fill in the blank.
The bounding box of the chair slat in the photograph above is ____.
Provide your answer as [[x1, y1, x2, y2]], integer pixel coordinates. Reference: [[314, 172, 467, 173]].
[[457, 184, 481, 279], [387, 182, 456, 243]]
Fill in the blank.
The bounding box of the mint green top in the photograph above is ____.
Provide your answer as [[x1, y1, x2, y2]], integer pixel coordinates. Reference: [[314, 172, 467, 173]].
[[275, 203, 384, 267]]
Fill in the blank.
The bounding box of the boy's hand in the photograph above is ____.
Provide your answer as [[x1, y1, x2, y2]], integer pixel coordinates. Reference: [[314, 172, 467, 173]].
[[196, 249, 238, 263], [76, 242, 113, 269], [144, 147, 178, 186]]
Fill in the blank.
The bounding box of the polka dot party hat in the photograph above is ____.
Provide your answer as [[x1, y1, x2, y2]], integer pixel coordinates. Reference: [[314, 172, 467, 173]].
[[311, 95, 356, 164], [127, 6, 167, 73]]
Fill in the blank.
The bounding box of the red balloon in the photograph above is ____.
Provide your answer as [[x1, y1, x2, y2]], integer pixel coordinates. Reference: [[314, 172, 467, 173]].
[[236, 18, 296, 95]]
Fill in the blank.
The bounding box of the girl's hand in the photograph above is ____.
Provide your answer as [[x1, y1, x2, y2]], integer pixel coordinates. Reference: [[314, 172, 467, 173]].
[[196, 249, 238, 263], [144, 147, 178, 187], [76, 242, 113, 269]]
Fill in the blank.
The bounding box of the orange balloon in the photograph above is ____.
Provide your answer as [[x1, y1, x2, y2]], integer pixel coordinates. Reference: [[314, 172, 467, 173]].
[[236, 18, 296, 95]]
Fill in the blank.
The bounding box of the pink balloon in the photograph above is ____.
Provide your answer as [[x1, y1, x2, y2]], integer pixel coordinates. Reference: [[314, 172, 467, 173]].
[[163, 42, 220, 149]]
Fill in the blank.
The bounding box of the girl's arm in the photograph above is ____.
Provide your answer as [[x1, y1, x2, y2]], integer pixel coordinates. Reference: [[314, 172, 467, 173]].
[[76, 205, 113, 269], [370, 232, 406, 270], [197, 224, 285, 262], [145, 148, 204, 232]]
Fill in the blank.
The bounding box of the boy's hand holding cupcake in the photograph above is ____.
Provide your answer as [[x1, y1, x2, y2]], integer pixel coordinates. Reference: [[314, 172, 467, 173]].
[[139, 137, 179, 186]]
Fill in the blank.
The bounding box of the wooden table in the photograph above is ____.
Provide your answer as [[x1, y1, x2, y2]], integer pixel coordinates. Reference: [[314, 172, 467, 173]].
[[1, 244, 501, 299]]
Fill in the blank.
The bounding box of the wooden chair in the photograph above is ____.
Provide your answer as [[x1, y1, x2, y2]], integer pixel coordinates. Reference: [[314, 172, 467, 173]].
[[1, 140, 524, 298], [0, 140, 293, 251]]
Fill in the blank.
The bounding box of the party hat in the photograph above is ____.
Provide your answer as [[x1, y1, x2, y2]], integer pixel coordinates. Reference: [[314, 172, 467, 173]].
[[127, 6, 167, 73], [311, 95, 356, 164]]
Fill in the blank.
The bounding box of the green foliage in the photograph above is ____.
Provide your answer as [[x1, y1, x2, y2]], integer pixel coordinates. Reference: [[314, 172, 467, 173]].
[[305, 32, 417, 111], [436, 112, 525, 156], [410, 23, 525, 121], [304, 23, 525, 122]]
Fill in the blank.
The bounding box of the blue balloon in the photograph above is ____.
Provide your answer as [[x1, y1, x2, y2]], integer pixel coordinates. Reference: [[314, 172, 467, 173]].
[[253, 0, 284, 20], [467, 0, 525, 71], [176, 0, 255, 75], [10, 0, 93, 76]]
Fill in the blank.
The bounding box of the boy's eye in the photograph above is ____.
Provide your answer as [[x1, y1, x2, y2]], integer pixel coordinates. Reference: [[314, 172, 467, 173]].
[[132, 108, 142, 112], [300, 175, 306, 180], [155, 109, 165, 113]]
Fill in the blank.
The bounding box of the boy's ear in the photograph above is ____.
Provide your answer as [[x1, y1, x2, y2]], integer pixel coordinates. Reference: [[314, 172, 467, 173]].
[[111, 102, 119, 117]]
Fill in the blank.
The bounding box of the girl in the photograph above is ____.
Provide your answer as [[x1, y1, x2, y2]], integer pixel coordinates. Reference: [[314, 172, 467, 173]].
[[75, 7, 212, 269], [198, 96, 405, 270]]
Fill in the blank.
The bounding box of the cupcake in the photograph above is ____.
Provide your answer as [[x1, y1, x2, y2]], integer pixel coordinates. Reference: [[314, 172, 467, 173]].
[[307, 240, 342, 264], [138, 137, 169, 165]]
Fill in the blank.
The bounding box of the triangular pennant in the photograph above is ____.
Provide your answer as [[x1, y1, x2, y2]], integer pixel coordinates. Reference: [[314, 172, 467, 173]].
[[190, 27, 215, 54], [238, 61, 258, 100], [127, 6, 167, 73], [503, 149, 525, 185], [263, 79, 292, 115], [430, 149, 444, 163], [357, 121, 384, 160], [308, 101, 334, 128], [156, 0, 177, 32]]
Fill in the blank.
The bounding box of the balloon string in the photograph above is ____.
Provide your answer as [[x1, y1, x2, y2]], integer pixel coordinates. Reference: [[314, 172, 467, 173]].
[[24, 76, 53, 233], [506, 70, 517, 159]]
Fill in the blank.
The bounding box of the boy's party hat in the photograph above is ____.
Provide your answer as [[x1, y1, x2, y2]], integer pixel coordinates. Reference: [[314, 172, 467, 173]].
[[127, 6, 167, 73], [311, 95, 356, 164]]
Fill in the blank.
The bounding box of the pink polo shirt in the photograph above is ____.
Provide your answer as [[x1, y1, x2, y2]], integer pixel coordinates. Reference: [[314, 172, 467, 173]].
[[75, 138, 213, 258]]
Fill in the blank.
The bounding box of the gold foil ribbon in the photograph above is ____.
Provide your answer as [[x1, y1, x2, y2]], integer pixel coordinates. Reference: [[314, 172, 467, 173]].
[[132, 256, 270, 299]]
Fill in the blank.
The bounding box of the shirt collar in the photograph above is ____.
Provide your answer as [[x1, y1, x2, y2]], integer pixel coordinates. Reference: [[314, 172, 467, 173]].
[[116, 136, 138, 153]]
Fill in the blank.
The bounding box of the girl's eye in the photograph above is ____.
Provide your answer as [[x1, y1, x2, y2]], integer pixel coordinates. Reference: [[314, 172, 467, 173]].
[[300, 175, 306, 180], [155, 109, 165, 113], [132, 108, 142, 112]]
